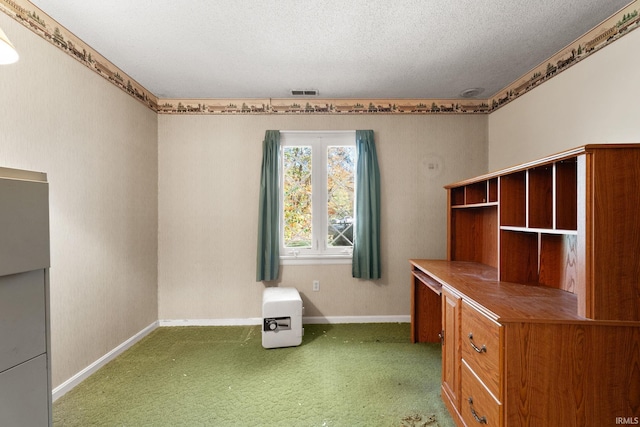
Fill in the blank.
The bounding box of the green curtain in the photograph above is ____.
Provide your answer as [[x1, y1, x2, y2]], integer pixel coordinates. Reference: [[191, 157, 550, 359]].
[[352, 130, 381, 279], [256, 130, 281, 281]]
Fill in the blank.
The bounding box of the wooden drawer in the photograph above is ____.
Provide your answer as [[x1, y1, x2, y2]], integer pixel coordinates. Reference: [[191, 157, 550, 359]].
[[461, 360, 502, 426], [461, 301, 502, 398]]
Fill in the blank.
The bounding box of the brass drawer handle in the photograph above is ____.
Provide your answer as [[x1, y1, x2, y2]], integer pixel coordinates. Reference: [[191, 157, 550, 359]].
[[468, 397, 488, 424], [468, 333, 487, 353]]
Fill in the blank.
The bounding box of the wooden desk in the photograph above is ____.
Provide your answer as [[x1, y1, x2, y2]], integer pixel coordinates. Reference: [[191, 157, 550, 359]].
[[410, 144, 640, 426], [410, 259, 640, 426]]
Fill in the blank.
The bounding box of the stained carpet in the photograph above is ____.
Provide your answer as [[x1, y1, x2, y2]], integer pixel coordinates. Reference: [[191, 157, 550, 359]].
[[53, 323, 455, 426]]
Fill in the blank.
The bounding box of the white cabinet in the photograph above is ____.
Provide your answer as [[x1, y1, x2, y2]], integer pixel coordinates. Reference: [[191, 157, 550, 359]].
[[0, 167, 51, 427]]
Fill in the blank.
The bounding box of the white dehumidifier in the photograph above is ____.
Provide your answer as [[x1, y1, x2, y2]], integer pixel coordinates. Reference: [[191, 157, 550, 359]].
[[262, 287, 303, 349]]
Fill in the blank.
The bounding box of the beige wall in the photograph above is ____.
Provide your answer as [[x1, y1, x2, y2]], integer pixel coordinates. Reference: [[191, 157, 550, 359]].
[[0, 14, 158, 388], [158, 114, 487, 321], [488, 27, 640, 170]]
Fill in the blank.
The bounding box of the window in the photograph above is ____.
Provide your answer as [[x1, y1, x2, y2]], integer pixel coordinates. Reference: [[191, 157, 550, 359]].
[[280, 131, 356, 263]]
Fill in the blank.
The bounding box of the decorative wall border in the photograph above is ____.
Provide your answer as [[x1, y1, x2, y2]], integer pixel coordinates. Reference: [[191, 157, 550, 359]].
[[2, 0, 638, 115], [488, 1, 639, 111], [0, 0, 159, 110], [155, 98, 490, 115]]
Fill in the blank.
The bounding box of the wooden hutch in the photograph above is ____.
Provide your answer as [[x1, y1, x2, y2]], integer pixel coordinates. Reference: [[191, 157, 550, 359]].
[[410, 144, 640, 426]]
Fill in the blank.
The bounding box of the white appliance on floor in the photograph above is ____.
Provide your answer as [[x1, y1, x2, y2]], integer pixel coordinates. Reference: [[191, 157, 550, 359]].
[[262, 287, 303, 349]]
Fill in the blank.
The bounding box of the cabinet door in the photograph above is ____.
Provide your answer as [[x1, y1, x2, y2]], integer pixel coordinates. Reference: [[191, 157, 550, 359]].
[[0, 177, 49, 276], [0, 270, 47, 373], [442, 288, 461, 410], [0, 354, 49, 427]]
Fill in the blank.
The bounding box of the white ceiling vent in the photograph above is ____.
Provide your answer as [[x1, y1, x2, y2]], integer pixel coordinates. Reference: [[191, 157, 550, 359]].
[[291, 89, 319, 96]]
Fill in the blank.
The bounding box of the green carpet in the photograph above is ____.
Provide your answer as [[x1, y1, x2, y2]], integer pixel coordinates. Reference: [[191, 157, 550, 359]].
[[53, 323, 455, 426]]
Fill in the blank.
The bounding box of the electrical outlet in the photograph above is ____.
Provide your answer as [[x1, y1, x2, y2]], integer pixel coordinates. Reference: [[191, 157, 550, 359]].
[[312, 280, 320, 291]]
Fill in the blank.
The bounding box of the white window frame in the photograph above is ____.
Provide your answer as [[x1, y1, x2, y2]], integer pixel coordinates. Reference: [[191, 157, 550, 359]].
[[280, 130, 356, 265]]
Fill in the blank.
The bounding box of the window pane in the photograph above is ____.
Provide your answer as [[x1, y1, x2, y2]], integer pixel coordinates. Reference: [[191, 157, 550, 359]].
[[283, 146, 312, 248], [327, 146, 355, 247]]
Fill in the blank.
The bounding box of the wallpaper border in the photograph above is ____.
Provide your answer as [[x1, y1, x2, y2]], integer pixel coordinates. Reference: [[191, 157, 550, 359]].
[[1, 0, 638, 115]]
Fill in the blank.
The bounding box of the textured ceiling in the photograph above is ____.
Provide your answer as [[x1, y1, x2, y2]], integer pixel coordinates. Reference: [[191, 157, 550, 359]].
[[28, 0, 632, 99]]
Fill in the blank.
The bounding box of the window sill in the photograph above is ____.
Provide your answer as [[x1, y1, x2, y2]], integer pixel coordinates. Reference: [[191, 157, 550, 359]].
[[280, 255, 352, 266]]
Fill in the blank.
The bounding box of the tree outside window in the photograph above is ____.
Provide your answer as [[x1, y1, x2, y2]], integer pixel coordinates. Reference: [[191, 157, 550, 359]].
[[281, 132, 355, 260]]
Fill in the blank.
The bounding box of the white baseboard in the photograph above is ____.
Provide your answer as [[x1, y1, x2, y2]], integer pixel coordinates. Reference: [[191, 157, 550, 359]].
[[159, 318, 263, 326], [53, 315, 410, 399], [303, 315, 410, 324], [52, 321, 158, 402], [160, 315, 410, 327]]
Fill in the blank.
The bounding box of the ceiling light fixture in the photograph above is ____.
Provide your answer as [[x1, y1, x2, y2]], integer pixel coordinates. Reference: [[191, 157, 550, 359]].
[[459, 87, 484, 98], [0, 26, 19, 65]]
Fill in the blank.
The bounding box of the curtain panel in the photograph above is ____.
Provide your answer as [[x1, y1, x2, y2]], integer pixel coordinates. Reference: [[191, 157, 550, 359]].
[[352, 130, 382, 279], [256, 130, 281, 281]]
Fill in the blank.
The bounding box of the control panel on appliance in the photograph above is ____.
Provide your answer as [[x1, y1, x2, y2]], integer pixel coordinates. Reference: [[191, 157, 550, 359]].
[[263, 317, 291, 332]]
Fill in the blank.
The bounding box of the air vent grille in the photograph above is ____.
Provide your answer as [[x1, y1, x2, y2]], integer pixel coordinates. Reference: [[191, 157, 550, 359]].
[[291, 89, 318, 96]]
